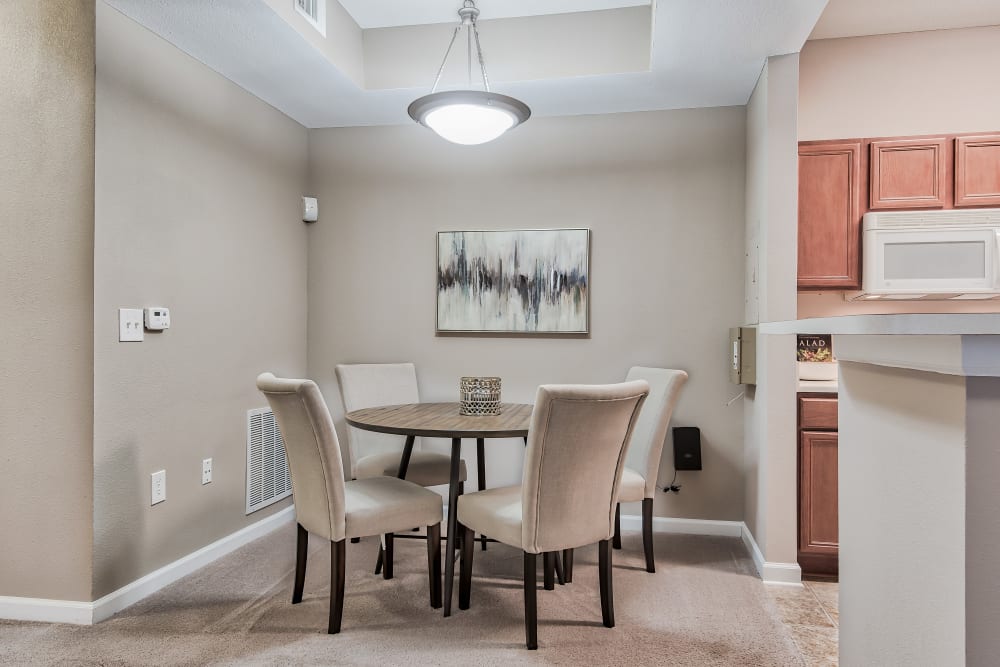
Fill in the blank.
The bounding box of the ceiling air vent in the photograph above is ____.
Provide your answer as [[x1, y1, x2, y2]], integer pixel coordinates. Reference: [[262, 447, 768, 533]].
[[294, 0, 326, 36], [246, 407, 293, 514]]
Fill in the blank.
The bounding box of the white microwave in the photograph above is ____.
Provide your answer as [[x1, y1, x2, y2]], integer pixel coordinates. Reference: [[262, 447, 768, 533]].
[[858, 209, 1000, 300]]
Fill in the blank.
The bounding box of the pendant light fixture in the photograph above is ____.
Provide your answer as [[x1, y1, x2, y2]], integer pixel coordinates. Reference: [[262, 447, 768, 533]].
[[407, 0, 530, 145]]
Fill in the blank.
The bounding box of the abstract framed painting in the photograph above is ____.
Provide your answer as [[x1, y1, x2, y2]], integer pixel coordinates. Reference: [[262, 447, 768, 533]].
[[436, 229, 590, 334]]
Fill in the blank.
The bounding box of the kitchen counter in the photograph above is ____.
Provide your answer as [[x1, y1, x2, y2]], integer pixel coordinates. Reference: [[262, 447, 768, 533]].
[[790, 320, 1000, 665], [761, 313, 1000, 336]]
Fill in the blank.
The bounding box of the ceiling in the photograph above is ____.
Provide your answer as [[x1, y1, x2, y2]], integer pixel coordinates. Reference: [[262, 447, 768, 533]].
[[105, 0, 828, 128], [338, 0, 650, 29], [811, 0, 1000, 40]]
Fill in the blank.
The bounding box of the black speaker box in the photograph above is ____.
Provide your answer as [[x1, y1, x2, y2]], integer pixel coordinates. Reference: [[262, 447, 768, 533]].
[[672, 426, 702, 471]]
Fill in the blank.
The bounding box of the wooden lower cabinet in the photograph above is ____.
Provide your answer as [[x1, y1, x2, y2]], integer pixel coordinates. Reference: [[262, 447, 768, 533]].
[[798, 394, 839, 578]]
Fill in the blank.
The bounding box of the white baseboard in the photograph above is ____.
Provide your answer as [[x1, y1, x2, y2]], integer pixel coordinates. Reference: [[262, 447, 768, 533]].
[[91, 505, 295, 622], [618, 514, 744, 537], [740, 522, 802, 585], [0, 505, 295, 625], [0, 596, 94, 625]]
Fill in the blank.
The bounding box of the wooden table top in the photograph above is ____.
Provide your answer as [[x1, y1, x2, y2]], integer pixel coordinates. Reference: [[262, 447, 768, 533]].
[[345, 402, 533, 439]]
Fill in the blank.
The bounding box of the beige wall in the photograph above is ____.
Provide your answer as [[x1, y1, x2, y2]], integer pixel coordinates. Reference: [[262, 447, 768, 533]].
[[307, 108, 748, 522], [92, 4, 308, 597], [0, 0, 95, 602], [743, 55, 800, 570], [799, 26, 1000, 141], [799, 26, 1000, 318]]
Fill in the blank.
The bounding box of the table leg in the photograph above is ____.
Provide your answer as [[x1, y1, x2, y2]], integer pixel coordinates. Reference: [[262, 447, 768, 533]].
[[443, 437, 462, 617], [398, 435, 415, 479], [477, 437, 488, 551]]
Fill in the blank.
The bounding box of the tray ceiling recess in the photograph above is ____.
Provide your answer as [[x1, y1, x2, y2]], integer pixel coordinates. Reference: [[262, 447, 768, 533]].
[[104, 0, 828, 128]]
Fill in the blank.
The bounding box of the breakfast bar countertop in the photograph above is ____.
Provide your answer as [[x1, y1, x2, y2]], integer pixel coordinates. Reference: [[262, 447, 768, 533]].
[[760, 313, 1000, 336]]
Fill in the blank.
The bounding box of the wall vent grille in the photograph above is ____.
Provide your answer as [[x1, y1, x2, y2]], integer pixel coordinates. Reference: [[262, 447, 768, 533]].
[[294, 0, 326, 36], [246, 407, 292, 514]]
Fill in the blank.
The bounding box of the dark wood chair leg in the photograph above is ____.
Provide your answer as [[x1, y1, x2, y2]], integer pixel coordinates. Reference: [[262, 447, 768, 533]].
[[477, 437, 488, 551], [599, 539, 614, 628], [524, 552, 538, 650], [459, 524, 474, 610], [427, 523, 442, 609], [612, 503, 622, 550], [554, 552, 565, 585], [642, 497, 656, 573], [543, 552, 555, 590], [383, 533, 394, 580], [292, 523, 307, 604], [329, 540, 346, 634], [372, 435, 415, 574], [562, 548, 574, 583]]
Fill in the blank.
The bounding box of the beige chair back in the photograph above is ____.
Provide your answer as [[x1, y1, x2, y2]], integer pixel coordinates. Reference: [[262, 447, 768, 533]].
[[624, 367, 689, 498], [520, 381, 649, 554], [257, 373, 347, 542], [335, 363, 421, 477]]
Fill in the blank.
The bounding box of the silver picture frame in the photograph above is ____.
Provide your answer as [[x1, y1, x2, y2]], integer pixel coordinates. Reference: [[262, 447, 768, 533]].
[[435, 228, 591, 335]]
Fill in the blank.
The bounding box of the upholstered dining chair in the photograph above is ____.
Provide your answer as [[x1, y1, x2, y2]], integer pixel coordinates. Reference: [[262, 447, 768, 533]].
[[256, 373, 444, 634], [613, 367, 688, 573], [336, 363, 468, 488], [336, 363, 470, 570], [455, 380, 649, 650]]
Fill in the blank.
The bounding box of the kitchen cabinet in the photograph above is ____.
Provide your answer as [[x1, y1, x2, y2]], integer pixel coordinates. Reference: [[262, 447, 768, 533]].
[[798, 393, 838, 578], [869, 138, 948, 209], [798, 131, 1000, 290], [798, 142, 863, 289], [956, 134, 1000, 207]]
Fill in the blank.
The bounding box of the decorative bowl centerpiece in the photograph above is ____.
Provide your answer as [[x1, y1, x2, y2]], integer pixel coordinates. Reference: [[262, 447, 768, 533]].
[[460, 377, 502, 416]]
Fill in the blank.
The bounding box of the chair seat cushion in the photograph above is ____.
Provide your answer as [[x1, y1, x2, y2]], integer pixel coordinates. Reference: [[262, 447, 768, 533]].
[[618, 466, 646, 503], [456, 485, 524, 550], [344, 477, 443, 540], [355, 450, 468, 487]]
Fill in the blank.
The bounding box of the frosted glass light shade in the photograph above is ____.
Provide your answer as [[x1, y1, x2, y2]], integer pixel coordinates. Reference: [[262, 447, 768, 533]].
[[425, 104, 515, 145], [408, 91, 530, 146]]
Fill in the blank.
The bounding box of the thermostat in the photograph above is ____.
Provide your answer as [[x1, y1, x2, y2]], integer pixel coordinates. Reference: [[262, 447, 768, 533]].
[[144, 307, 170, 330]]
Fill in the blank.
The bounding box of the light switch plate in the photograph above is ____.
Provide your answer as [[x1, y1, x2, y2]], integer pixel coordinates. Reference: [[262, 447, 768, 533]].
[[119, 308, 144, 342], [151, 470, 166, 505], [202, 458, 212, 485]]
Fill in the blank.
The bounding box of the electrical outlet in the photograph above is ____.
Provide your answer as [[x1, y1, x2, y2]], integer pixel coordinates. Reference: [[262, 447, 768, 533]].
[[151, 470, 166, 505], [202, 458, 212, 485]]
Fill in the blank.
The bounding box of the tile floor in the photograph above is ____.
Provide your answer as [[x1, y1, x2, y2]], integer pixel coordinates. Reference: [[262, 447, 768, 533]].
[[765, 580, 839, 666]]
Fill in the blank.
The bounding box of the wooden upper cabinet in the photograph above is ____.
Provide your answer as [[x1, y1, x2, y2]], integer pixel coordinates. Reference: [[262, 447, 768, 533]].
[[956, 134, 1000, 207], [869, 138, 949, 209], [798, 142, 862, 289]]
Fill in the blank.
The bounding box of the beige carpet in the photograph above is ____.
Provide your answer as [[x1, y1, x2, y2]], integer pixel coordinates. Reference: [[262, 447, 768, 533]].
[[0, 524, 804, 666]]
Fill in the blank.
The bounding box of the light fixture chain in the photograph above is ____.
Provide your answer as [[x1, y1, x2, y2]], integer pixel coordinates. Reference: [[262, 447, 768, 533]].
[[430, 26, 461, 94], [472, 21, 491, 93], [467, 21, 473, 87]]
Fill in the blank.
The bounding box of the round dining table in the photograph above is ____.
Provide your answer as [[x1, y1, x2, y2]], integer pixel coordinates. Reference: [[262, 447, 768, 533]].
[[345, 402, 533, 617]]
